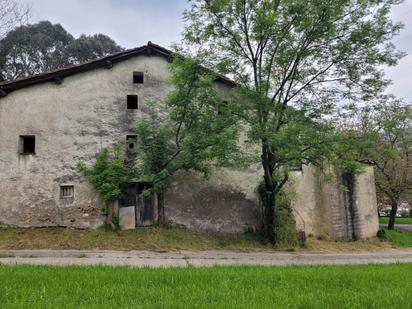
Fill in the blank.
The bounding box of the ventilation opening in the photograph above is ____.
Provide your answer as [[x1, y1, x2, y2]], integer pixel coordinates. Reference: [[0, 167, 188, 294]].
[[127, 95, 138, 109], [126, 135, 137, 150], [60, 185, 74, 198], [133, 71, 144, 84], [19, 135, 35, 154]]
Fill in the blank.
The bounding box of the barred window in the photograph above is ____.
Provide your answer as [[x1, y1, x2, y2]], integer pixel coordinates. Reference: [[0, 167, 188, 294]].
[[60, 185, 74, 198]]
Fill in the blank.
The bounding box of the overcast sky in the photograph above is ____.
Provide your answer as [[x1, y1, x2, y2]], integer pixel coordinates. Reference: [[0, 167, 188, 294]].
[[23, 0, 412, 102]]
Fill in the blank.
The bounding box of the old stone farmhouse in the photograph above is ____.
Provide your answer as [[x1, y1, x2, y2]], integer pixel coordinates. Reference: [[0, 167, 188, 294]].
[[0, 42, 379, 240]]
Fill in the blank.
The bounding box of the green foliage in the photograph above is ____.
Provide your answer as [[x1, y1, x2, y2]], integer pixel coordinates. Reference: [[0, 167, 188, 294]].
[[274, 192, 299, 248], [182, 0, 403, 243], [77, 145, 135, 202], [337, 98, 412, 226], [258, 182, 298, 247], [65, 34, 122, 63], [0, 20, 122, 81], [134, 57, 241, 198]]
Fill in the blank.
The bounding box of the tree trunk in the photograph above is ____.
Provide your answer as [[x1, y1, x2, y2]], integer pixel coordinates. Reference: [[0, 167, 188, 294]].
[[156, 191, 165, 226], [264, 190, 276, 244], [388, 200, 398, 230], [261, 142, 278, 245]]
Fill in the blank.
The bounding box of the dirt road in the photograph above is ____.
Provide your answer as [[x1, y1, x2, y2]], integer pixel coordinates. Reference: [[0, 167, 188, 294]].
[[1, 249, 412, 267]]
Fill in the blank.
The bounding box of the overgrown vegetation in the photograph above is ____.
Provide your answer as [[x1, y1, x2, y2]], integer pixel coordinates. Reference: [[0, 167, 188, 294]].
[[181, 0, 404, 244], [0, 226, 396, 252], [0, 264, 411, 308], [77, 145, 136, 229], [134, 57, 241, 225]]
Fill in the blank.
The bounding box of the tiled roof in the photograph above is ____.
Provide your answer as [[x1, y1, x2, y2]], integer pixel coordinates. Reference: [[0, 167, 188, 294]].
[[0, 41, 235, 96]]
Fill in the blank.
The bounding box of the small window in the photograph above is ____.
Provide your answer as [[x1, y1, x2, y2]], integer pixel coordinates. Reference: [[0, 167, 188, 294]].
[[133, 71, 144, 84], [60, 185, 74, 198], [127, 95, 138, 109], [19, 135, 35, 154], [126, 135, 137, 150], [291, 164, 303, 172]]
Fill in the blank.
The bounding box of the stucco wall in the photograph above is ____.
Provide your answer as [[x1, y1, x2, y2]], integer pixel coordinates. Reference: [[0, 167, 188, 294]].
[[0, 54, 173, 228], [0, 53, 379, 239], [289, 165, 379, 240]]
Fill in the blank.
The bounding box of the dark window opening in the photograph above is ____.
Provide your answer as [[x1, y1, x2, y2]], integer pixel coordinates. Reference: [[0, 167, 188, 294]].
[[60, 185, 74, 198], [126, 135, 137, 150], [19, 135, 35, 154], [133, 71, 144, 84], [291, 164, 303, 172], [127, 95, 138, 109]]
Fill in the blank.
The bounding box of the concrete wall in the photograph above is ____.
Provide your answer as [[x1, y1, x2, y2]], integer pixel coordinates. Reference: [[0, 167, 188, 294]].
[[289, 165, 379, 240], [0, 53, 379, 239]]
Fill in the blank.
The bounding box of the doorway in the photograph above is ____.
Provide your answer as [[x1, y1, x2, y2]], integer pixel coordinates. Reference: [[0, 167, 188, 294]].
[[120, 182, 155, 227]]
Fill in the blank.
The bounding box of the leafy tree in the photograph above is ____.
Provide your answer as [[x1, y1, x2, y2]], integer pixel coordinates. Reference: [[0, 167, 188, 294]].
[[77, 145, 136, 229], [0, 21, 73, 80], [0, 21, 123, 81], [0, 0, 30, 39], [367, 101, 411, 229], [182, 0, 403, 243], [134, 57, 241, 225], [335, 98, 412, 229], [66, 34, 123, 64]]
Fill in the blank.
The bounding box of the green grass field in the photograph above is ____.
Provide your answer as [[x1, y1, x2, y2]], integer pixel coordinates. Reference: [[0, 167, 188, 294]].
[[382, 229, 412, 247], [0, 264, 411, 308], [379, 217, 412, 224]]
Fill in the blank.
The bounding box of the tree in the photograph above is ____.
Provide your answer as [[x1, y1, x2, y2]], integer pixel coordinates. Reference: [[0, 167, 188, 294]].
[[135, 57, 240, 225], [368, 101, 411, 229], [0, 0, 30, 39], [77, 145, 136, 229], [182, 0, 403, 243], [334, 98, 412, 229], [66, 34, 123, 64], [0, 21, 73, 80], [0, 21, 123, 81]]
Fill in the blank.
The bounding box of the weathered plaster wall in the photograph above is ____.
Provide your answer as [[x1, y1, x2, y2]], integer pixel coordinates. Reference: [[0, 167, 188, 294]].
[[289, 165, 379, 240], [0, 53, 379, 239], [165, 167, 262, 233], [0, 55, 173, 228]]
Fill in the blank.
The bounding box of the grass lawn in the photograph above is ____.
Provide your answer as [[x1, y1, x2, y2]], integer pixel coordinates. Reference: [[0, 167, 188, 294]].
[[379, 217, 412, 224], [0, 226, 394, 252], [0, 264, 411, 308], [381, 229, 412, 247]]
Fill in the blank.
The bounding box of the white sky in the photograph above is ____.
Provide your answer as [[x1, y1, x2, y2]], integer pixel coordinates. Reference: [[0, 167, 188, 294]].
[[22, 0, 412, 102]]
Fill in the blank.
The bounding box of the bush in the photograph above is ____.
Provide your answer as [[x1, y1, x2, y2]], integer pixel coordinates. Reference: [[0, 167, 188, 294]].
[[274, 191, 299, 248], [377, 229, 386, 239]]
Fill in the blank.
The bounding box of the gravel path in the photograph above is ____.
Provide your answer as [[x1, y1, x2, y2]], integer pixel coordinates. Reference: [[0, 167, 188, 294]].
[[1, 249, 412, 267], [396, 224, 412, 232], [380, 223, 412, 232]]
